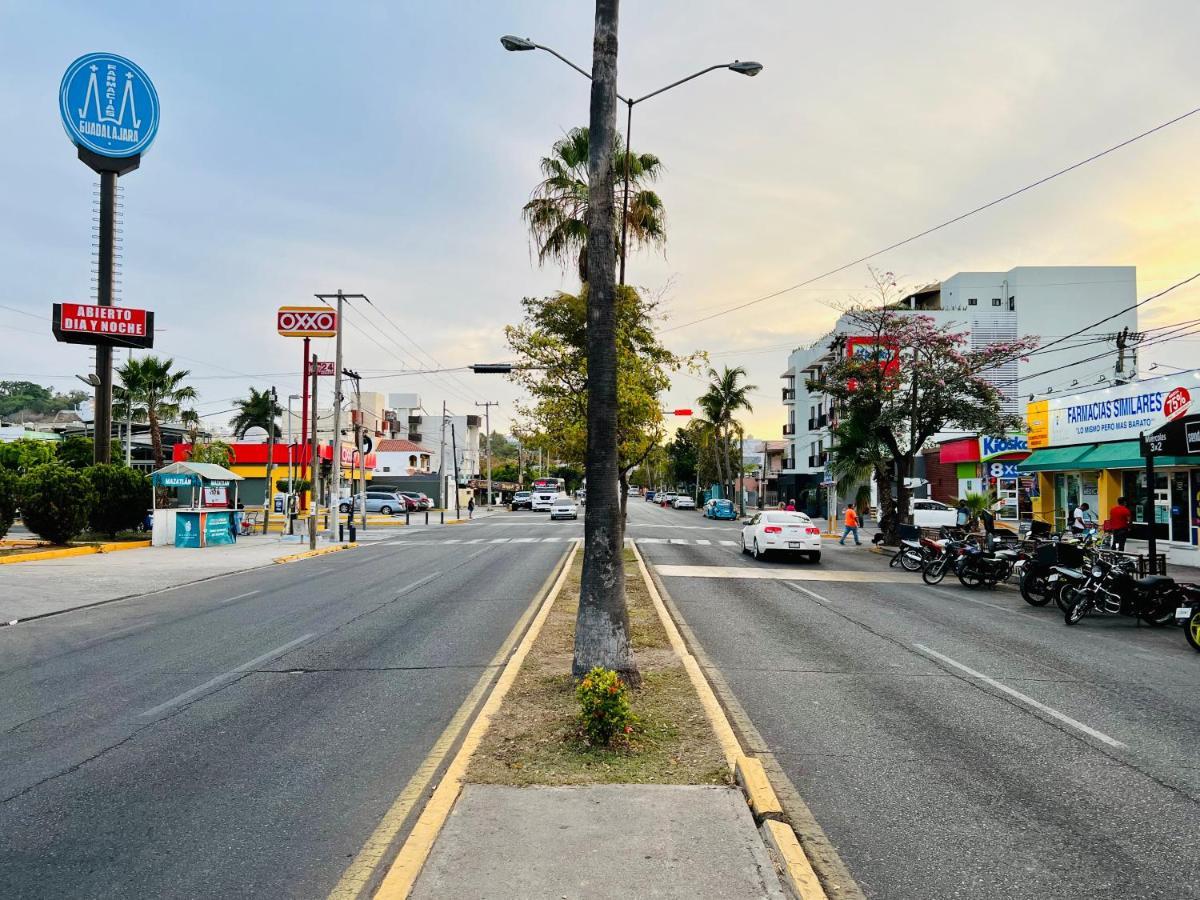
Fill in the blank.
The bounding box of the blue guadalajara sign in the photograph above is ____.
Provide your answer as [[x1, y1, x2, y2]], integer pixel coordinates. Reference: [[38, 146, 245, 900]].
[[59, 52, 159, 158]]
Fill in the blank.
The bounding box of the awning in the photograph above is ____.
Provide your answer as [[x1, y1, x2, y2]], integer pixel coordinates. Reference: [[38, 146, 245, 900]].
[[152, 461, 245, 485], [1017, 446, 1094, 472]]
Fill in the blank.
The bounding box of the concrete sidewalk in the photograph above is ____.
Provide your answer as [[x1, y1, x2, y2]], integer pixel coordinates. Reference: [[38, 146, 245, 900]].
[[410, 784, 786, 900]]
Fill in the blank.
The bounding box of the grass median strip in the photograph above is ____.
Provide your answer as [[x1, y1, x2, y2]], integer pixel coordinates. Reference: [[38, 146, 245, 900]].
[[467, 547, 729, 787]]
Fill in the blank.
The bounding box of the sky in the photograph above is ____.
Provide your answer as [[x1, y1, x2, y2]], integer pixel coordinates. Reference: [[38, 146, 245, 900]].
[[3, 1, 1200, 441]]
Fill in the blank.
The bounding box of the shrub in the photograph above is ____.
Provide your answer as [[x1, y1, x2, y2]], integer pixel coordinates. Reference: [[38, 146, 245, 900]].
[[85, 464, 151, 537], [0, 469, 16, 540], [576, 666, 634, 746], [0, 438, 57, 474], [18, 464, 97, 544], [56, 436, 95, 470]]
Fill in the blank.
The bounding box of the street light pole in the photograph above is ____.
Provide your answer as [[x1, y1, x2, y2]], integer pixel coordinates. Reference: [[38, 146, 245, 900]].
[[476, 400, 499, 506]]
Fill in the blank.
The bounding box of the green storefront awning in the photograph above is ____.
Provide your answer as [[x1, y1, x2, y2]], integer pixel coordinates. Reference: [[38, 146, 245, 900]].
[[1019, 440, 1198, 473], [1017, 446, 1095, 472]]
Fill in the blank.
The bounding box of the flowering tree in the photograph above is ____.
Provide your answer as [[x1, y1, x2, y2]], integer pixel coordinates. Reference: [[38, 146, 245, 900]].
[[812, 298, 1037, 541]]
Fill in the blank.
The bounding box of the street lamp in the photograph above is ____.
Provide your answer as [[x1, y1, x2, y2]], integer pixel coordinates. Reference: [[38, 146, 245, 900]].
[[500, 35, 761, 285]]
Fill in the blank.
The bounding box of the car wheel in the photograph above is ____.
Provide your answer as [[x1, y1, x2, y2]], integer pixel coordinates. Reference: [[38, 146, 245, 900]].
[[741, 535, 749, 555], [338, 503, 349, 513], [752, 539, 762, 560], [809, 551, 821, 564], [380, 505, 393, 515]]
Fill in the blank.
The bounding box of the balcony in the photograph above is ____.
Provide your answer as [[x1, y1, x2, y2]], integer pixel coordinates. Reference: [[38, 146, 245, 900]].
[[782, 423, 796, 436], [807, 418, 815, 431], [782, 388, 796, 402], [818, 413, 828, 428]]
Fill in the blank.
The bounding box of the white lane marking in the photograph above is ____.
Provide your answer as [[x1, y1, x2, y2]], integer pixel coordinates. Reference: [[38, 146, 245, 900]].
[[654, 565, 910, 583], [913, 644, 1127, 749], [694, 539, 711, 545], [219, 590, 260, 605], [638, 537, 667, 544], [463, 538, 485, 544], [541, 536, 563, 542], [512, 537, 539, 543], [442, 539, 461, 544], [929, 587, 1012, 613], [139, 633, 317, 718], [489, 538, 510, 543], [669, 538, 688, 545], [719, 541, 738, 547], [629, 523, 728, 530]]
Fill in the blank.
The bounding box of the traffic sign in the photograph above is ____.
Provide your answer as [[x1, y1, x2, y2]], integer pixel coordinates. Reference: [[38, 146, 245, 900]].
[[1145, 413, 1200, 457], [59, 53, 160, 158], [278, 306, 337, 338], [52, 302, 154, 348]]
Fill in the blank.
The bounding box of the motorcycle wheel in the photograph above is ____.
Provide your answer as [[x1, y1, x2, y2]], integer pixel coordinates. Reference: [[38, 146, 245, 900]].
[[889, 551, 902, 568], [1187, 610, 1200, 652], [900, 549, 925, 572], [922, 559, 947, 585], [1140, 595, 1176, 628], [956, 566, 985, 589], [1020, 572, 1052, 607], [1063, 589, 1090, 625], [1054, 583, 1078, 614]]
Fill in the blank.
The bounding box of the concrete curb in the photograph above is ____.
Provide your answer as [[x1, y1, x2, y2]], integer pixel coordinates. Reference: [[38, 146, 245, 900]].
[[631, 542, 830, 900], [273, 543, 356, 564], [0, 540, 152, 565]]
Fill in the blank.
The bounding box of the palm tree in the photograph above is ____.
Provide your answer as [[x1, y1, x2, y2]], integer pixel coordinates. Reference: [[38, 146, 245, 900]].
[[230, 387, 282, 439], [698, 366, 756, 499], [523, 125, 666, 283], [826, 412, 890, 522], [115, 356, 198, 468]]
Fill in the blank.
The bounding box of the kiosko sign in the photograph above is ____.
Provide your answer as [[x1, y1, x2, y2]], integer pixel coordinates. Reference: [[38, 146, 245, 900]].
[[60, 53, 160, 158], [278, 307, 337, 338], [52, 302, 154, 349]]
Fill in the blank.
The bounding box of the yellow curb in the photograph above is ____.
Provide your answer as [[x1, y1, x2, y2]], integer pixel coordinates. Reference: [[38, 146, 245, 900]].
[[327, 545, 575, 900], [445, 518, 469, 525], [762, 819, 829, 900], [273, 543, 355, 564], [632, 541, 839, 900], [369, 542, 578, 900], [0, 540, 150, 565], [735, 755, 784, 820]]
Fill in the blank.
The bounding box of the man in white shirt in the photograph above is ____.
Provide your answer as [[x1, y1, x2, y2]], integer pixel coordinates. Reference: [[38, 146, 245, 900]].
[[1071, 502, 1094, 534]]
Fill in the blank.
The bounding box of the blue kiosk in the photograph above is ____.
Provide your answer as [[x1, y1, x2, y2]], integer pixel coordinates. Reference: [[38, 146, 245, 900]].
[[151, 462, 245, 548]]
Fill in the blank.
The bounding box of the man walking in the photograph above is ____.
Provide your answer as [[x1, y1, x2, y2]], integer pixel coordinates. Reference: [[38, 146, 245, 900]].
[[1108, 495, 1133, 551], [956, 499, 970, 532], [840, 504, 861, 546]]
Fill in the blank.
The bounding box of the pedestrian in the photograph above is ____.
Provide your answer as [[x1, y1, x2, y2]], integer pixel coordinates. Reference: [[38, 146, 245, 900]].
[[786, 498, 796, 512], [1071, 501, 1093, 535], [468, 496, 475, 519], [1107, 495, 1133, 551], [956, 499, 970, 531], [840, 504, 861, 546]]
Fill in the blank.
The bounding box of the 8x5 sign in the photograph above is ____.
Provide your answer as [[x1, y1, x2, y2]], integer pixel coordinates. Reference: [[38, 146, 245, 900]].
[[278, 306, 337, 338]]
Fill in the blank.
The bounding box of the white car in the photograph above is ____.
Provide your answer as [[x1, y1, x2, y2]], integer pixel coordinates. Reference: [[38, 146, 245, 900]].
[[657, 493, 678, 507], [741, 511, 822, 562], [672, 496, 696, 510], [911, 499, 958, 529], [531, 490, 559, 512], [550, 497, 579, 520]]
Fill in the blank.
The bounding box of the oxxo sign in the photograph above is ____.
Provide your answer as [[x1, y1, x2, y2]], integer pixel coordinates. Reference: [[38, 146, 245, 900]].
[[277, 306, 337, 338]]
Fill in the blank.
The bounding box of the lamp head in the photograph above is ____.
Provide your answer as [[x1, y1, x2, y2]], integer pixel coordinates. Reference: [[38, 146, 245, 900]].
[[500, 35, 537, 52], [729, 60, 763, 76]]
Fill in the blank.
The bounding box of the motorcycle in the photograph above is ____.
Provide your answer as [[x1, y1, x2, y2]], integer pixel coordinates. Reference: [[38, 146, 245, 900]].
[[1020, 539, 1088, 608], [1063, 556, 1178, 626], [954, 537, 1024, 589], [1175, 583, 1200, 652], [921, 538, 970, 585]]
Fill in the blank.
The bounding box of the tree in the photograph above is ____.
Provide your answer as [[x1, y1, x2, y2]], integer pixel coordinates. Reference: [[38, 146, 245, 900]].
[[0, 438, 57, 474], [0, 382, 87, 419], [188, 441, 235, 467], [697, 366, 756, 500], [56, 436, 95, 470], [665, 423, 700, 491], [490, 462, 520, 484], [84, 464, 151, 537], [813, 294, 1037, 542], [19, 464, 96, 544], [523, 126, 665, 284], [115, 356, 198, 469], [230, 388, 282, 439], [0, 469, 16, 540]]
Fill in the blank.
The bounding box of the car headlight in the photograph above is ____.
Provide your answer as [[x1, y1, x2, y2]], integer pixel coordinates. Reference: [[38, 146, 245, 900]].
[[1091, 565, 1103, 578]]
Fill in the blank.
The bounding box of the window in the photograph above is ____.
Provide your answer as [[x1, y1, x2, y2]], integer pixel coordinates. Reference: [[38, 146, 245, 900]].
[[409, 454, 417, 467], [381, 466, 390, 473], [1008, 296, 1015, 311], [968, 298, 978, 306], [992, 298, 1002, 307]]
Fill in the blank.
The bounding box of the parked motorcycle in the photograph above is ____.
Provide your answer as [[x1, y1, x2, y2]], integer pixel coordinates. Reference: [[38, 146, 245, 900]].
[[1175, 583, 1200, 652], [1063, 556, 1178, 626], [1020, 540, 1088, 608], [954, 537, 1024, 589], [920, 537, 972, 585]]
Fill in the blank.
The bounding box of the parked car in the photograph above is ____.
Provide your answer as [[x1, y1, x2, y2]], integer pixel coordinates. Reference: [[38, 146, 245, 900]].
[[628, 485, 641, 496], [338, 491, 411, 515], [511, 490, 533, 510], [703, 498, 737, 520], [658, 492, 678, 507], [911, 499, 958, 529], [673, 495, 696, 510], [550, 497, 579, 520], [645, 490, 657, 502], [397, 491, 432, 510], [741, 511, 822, 562]]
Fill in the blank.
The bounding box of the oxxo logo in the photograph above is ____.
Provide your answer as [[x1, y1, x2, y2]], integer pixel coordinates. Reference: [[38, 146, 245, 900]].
[[1164, 387, 1191, 421], [277, 306, 337, 337]]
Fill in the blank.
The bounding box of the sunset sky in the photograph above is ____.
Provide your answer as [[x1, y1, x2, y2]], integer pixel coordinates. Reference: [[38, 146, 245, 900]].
[[3, 1, 1199, 440]]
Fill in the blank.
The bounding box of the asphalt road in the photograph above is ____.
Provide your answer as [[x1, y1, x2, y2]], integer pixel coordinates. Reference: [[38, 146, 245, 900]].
[[633, 500, 1200, 900], [0, 513, 581, 899]]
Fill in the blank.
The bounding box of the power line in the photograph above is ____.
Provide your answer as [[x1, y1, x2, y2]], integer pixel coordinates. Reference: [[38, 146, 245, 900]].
[[664, 104, 1200, 333]]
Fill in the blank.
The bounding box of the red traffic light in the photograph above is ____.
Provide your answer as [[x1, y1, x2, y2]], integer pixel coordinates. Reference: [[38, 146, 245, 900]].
[[672, 408, 693, 417]]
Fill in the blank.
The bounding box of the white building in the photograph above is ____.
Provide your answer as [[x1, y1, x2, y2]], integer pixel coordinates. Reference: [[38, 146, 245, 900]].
[[386, 393, 481, 482], [779, 266, 1138, 511]]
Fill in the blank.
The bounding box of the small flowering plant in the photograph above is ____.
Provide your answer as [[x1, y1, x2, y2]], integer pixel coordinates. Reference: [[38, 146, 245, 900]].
[[575, 666, 634, 746]]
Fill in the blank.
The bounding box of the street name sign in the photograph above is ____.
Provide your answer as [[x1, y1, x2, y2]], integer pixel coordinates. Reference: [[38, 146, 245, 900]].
[[278, 306, 337, 338], [52, 302, 154, 348], [59, 52, 160, 158], [1145, 413, 1200, 457]]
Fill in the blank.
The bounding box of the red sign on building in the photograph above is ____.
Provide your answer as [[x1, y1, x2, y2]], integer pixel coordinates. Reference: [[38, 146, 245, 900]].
[[52, 302, 154, 348], [278, 306, 337, 338]]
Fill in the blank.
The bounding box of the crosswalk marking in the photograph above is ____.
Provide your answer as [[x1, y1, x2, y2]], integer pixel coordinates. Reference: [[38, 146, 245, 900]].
[[669, 538, 688, 545], [719, 540, 738, 546], [512, 537, 539, 543], [463, 538, 485, 544], [442, 539, 460, 544], [655, 565, 908, 583], [490, 538, 510, 543], [695, 539, 711, 545]]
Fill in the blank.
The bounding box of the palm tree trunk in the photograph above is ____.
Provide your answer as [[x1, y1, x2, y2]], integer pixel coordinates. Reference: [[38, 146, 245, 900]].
[[573, 0, 637, 684], [149, 409, 163, 469]]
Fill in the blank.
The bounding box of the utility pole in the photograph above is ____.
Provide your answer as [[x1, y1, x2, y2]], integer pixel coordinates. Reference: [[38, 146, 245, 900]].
[[344, 369, 366, 532], [451, 422, 462, 519], [1115, 327, 1140, 385], [263, 386, 278, 535], [124, 349, 133, 465], [437, 401, 448, 510], [308, 355, 321, 550], [326, 290, 346, 540], [476, 401, 498, 506]]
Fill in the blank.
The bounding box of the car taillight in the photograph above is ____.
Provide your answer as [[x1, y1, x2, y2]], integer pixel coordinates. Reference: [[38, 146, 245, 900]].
[[764, 526, 783, 534], [806, 527, 820, 535]]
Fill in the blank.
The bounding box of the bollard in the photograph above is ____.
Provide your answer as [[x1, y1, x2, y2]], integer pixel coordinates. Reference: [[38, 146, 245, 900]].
[[406, 509, 410, 525], [424, 510, 429, 525], [348, 524, 356, 543], [338, 524, 344, 542], [440, 510, 444, 524]]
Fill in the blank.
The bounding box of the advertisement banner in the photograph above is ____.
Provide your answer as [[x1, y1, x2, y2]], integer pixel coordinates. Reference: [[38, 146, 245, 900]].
[[1030, 378, 1196, 448], [845, 337, 900, 374], [175, 514, 201, 548], [204, 512, 236, 546], [979, 435, 1028, 461], [1026, 400, 1049, 449], [53, 302, 154, 349]]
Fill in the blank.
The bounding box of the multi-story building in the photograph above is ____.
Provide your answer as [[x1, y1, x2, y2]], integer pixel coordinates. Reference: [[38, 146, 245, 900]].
[[779, 266, 1138, 515], [387, 393, 481, 482]]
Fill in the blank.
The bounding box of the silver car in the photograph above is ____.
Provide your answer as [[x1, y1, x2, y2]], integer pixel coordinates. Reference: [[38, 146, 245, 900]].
[[338, 491, 409, 515]]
